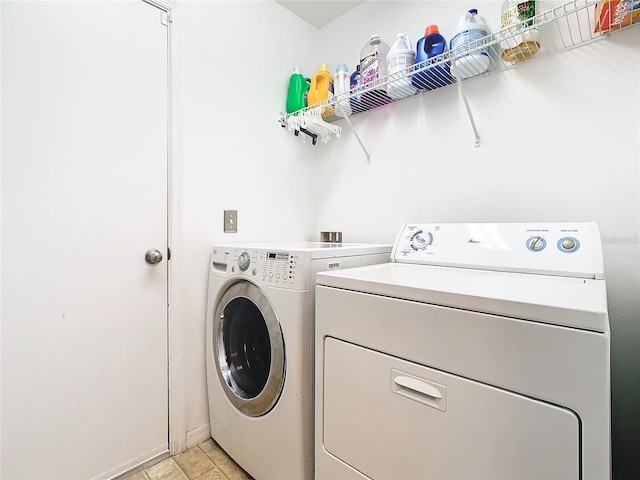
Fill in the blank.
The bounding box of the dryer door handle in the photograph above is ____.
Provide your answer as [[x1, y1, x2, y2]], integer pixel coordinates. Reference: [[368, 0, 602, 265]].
[[393, 375, 442, 399], [391, 370, 447, 412]]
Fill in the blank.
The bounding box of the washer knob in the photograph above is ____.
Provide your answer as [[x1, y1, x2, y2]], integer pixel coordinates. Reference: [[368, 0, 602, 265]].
[[237, 251, 250, 271], [561, 238, 576, 250]]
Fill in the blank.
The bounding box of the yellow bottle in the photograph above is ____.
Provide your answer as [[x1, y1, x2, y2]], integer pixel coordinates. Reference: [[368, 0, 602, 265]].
[[307, 63, 334, 118]]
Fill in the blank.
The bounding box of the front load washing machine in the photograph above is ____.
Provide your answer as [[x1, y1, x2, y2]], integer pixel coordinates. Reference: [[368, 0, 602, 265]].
[[205, 242, 392, 480]]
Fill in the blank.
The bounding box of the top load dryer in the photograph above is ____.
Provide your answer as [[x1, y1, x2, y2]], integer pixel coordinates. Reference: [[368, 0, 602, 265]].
[[315, 223, 610, 480]]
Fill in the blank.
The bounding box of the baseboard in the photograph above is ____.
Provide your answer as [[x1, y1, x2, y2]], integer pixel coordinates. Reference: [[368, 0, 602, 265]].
[[185, 421, 212, 449], [97, 447, 169, 480]]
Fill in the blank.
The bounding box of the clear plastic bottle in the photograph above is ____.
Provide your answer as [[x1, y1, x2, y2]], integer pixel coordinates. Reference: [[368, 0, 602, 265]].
[[499, 0, 540, 63], [334, 64, 352, 117], [360, 34, 392, 105], [450, 9, 491, 80], [307, 63, 335, 117], [386, 33, 417, 100]]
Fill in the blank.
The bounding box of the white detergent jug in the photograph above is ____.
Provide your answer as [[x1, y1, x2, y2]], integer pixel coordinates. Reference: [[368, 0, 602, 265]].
[[360, 34, 390, 98], [450, 9, 491, 79], [334, 64, 352, 117], [386, 33, 417, 100]]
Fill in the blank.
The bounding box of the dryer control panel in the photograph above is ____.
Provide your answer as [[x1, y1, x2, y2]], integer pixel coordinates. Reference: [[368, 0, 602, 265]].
[[391, 222, 605, 279]]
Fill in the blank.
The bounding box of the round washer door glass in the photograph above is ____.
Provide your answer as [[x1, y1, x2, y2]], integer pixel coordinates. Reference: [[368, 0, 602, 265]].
[[213, 281, 285, 416]]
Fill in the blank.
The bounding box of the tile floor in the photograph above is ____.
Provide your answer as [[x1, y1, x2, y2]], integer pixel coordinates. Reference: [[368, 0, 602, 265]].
[[125, 438, 253, 480]]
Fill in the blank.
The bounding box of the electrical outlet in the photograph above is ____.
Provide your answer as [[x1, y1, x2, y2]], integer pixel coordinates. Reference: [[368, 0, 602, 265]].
[[224, 210, 237, 233]]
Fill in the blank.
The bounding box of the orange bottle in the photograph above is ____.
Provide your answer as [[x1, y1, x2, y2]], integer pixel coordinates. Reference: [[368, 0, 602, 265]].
[[307, 63, 334, 118]]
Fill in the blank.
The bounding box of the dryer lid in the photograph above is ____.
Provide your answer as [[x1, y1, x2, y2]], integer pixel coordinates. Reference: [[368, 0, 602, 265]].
[[316, 262, 609, 333]]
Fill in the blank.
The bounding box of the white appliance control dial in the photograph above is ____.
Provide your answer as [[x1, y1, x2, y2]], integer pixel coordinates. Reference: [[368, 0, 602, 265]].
[[237, 251, 251, 271], [527, 236, 547, 251], [410, 231, 433, 250], [558, 237, 580, 253]]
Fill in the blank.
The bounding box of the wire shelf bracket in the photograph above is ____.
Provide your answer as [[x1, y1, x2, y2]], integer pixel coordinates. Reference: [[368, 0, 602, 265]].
[[453, 66, 481, 148], [343, 114, 371, 164]]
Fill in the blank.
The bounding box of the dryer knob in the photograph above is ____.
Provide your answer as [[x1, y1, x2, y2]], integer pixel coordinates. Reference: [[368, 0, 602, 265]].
[[527, 236, 546, 251], [237, 251, 251, 271], [410, 231, 433, 251]]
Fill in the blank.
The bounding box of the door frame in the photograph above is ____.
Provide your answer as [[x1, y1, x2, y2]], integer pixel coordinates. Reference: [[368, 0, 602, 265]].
[[142, 0, 185, 456]]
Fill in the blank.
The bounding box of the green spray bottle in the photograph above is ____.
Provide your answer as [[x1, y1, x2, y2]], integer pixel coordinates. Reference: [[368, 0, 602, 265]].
[[286, 67, 310, 114]]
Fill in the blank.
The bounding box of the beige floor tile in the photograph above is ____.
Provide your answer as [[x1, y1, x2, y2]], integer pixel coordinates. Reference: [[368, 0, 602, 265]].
[[212, 455, 251, 480], [122, 442, 251, 480], [173, 446, 216, 479], [198, 439, 252, 480], [198, 439, 232, 466], [158, 470, 189, 480], [123, 471, 149, 480], [146, 458, 185, 480], [193, 467, 228, 480], [197, 439, 218, 458]]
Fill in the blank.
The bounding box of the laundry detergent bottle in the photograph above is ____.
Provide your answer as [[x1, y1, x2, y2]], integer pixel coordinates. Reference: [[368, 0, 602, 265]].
[[359, 34, 392, 105], [386, 33, 417, 100], [285, 67, 310, 113], [334, 64, 352, 117], [349, 64, 366, 113], [308, 63, 335, 118], [450, 9, 491, 80], [412, 25, 452, 91]]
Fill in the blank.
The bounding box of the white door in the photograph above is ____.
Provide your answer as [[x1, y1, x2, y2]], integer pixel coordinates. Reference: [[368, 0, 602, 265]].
[[1, 1, 169, 479]]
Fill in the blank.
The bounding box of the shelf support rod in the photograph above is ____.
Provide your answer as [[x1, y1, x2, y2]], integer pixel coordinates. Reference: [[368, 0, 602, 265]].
[[455, 77, 481, 148], [343, 114, 371, 164]]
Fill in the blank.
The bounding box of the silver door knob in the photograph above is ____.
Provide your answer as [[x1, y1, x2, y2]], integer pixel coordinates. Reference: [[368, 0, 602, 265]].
[[145, 249, 163, 265]]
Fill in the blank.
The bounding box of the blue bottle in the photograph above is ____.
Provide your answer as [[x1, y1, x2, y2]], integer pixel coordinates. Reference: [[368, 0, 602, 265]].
[[412, 24, 453, 91]]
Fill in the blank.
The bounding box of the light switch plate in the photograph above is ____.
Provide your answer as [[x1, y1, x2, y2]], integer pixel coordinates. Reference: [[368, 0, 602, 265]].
[[224, 210, 237, 233]]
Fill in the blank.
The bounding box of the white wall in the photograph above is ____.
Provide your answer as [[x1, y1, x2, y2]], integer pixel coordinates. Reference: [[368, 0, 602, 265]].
[[313, 1, 639, 477], [175, 0, 321, 438]]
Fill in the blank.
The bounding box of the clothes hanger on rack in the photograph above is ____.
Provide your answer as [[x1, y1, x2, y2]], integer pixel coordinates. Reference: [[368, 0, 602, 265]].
[[299, 109, 341, 143], [281, 108, 341, 145]]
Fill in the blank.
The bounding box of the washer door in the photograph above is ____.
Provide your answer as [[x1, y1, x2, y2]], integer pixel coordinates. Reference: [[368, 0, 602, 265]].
[[213, 281, 285, 416]]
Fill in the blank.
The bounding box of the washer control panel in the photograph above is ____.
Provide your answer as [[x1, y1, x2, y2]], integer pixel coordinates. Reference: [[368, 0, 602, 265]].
[[392, 222, 604, 279], [210, 247, 307, 289], [210, 244, 392, 289]]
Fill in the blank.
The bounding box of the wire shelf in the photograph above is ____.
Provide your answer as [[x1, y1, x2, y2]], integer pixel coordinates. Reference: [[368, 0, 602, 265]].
[[280, 0, 639, 126]]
